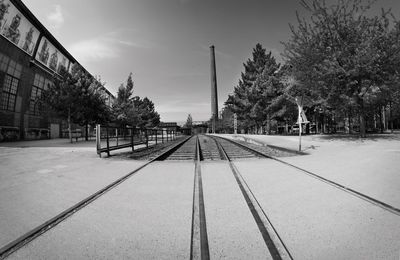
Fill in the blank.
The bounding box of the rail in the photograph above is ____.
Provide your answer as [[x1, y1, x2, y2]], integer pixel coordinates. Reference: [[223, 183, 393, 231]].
[[0, 135, 190, 259], [214, 135, 400, 217]]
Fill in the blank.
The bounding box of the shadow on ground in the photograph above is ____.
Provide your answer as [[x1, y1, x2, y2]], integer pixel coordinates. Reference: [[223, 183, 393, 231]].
[[0, 139, 96, 148], [312, 132, 400, 142]]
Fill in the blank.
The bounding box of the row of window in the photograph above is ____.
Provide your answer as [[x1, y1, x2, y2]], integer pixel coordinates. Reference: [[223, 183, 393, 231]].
[[0, 52, 50, 115]]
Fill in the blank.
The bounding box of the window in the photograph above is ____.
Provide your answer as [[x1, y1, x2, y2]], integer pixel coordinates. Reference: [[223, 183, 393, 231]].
[[0, 57, 22, 112], [1, 75, 19, 111], [29, 85, 41, 115], [0, 53, 10, 72], [7, 60, 22, 78], [29, 74, 52, 115]]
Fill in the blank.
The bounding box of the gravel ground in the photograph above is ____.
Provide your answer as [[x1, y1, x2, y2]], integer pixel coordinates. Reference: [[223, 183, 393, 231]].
[[218, 136, 298, 157]]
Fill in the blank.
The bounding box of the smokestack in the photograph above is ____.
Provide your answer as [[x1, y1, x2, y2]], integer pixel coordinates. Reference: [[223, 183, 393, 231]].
[[210, 45, 218, 133]]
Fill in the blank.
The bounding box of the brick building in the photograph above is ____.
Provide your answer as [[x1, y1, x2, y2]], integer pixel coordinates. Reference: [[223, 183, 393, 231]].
[[0, 0, 113, 141]]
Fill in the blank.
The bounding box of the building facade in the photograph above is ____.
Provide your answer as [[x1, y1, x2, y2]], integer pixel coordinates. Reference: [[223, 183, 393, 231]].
[[0, 0, 113, 141]]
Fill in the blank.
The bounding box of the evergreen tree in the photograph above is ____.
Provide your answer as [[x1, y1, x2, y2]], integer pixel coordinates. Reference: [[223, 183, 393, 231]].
[[112, 73, 137, 127], [218, 106, 234, 133], [133, 96, 160, 128], [226, 44, 280, 133], [112, 73, 161, 128], [184, 114, 193, 128]]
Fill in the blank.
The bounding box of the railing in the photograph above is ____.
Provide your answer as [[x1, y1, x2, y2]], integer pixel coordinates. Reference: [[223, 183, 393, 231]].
[[95, 124, 177, 157]]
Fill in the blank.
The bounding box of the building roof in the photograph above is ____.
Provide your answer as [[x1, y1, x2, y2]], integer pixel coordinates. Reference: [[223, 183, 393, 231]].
[[10, 0, 114, 98]]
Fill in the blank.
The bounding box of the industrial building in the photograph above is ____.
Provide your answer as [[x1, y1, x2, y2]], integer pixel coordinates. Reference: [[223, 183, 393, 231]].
[[0, 0, 114, 141]]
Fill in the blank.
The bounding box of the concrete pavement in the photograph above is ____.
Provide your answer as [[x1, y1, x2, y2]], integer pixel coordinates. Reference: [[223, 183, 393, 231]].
[[201, 161, 271, 259], [2, 135, 400, 259], [0, 140, 146, 248], [9, 162, 194, 259], [236, 159, 400, 259]]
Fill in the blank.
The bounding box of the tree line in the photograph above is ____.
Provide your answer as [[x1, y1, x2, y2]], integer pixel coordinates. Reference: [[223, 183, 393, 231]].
[[222, 0, 400, 137], [41, 64, 160, 142]]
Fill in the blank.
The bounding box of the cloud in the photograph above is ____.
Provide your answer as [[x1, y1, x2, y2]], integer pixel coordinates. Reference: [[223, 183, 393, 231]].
[[269, 48, 284, 64], [68, 29, 156, 62], [200, 45, 233, 60], [157, 100, 209, 113], [69, 38, 118, 62], [47, 5, 64, 29], [105, 28, 158, 49], [157, 100, 211, 122], [179, 0, 193, 4]]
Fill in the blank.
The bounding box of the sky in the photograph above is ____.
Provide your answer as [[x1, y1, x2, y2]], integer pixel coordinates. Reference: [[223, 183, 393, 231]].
[[21, 0, 400, 123]]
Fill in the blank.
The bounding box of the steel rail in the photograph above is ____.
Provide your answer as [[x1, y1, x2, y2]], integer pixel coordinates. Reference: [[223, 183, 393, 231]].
[[212, 136, 293, 260], [0, 136, 192, 259], [190, 136, 210, 260], [213, 135, 400, 217]]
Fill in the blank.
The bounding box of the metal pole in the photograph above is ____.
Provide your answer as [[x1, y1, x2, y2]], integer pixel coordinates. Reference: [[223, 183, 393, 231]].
[[162, 129, 164, 143], [145, 129, 148, 148], [234, 113, 237, 134], [299, 123, 302, 152], [106, 126, 110, 156], [131, 128, 134, 151], [116, 128, 118, 146], [155, 129, 158, 145], [296, 95, 304, 152], [96, 124, 101, 157]]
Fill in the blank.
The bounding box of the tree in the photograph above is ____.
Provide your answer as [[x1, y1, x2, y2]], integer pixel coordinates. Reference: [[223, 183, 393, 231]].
[[112, 73, 137, 127], [251, 52, 282, 133], [73, 73, 112, 140], [226, 43, 273, 133], [184, 114, 193, 128], [41, 64, 111, 142], [283, 0, 400, 137], [112, 73, 161, 129], [218, 106, 234, 133], [133, 96, 160, 128]]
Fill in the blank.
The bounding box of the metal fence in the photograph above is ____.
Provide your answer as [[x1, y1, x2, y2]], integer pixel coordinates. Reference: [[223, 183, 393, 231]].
[[95, 124, 177, 157]]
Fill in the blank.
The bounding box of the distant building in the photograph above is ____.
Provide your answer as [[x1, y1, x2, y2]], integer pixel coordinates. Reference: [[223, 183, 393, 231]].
[[0, 0, 114, 141], [159, 122, 178, 132], [192, 124, 208, 134]]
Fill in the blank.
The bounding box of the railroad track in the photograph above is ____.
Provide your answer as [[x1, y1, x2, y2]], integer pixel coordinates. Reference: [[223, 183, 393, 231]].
[[213, 136, 292, 260], [169, 134, 400, 258], [0, 136, 193, 259], [211, 135, 400, 217], [2, 134, 399, 259], [161, 135, 292, 259]]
